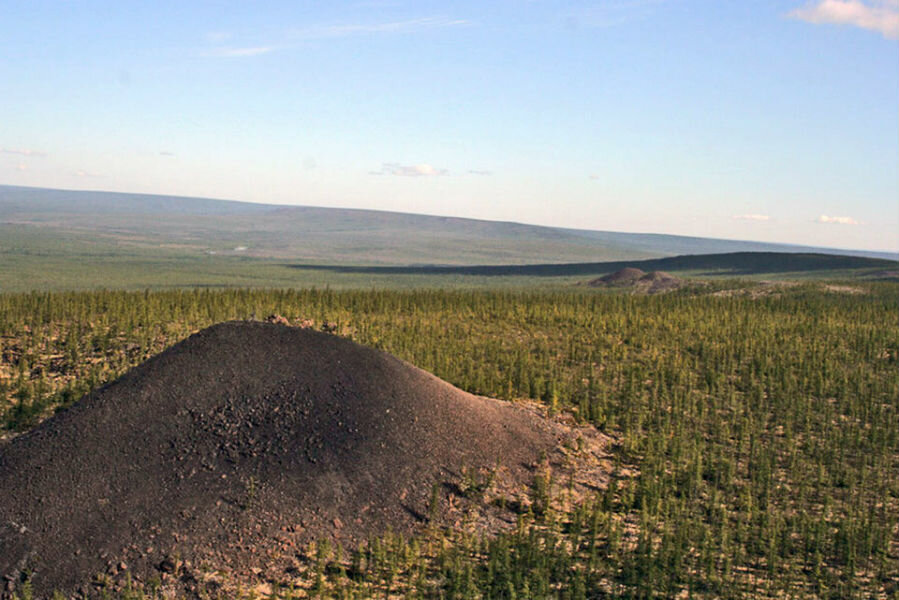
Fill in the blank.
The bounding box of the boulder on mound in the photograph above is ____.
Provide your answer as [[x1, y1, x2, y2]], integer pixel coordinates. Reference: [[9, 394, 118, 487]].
[[0, 322, 604, 598]]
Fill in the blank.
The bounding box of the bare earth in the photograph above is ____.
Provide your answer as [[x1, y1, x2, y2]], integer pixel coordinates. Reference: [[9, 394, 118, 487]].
[[0, 321, 608, 598]]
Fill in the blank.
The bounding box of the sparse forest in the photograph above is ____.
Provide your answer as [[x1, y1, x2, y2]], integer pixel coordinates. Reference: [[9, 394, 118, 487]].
[[1, 284, 897, 598]]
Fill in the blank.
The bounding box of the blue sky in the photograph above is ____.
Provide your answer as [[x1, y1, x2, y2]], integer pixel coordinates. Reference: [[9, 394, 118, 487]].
[[1, 1, 896, 251]]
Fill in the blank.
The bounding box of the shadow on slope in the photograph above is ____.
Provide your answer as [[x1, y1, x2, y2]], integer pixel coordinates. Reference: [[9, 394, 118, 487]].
[[290, 252, 897, 278]]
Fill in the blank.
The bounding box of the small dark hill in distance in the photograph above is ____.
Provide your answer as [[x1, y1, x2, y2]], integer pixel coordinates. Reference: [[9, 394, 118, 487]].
[[0, 322, 597, 597], [589, 269, 687, 294]]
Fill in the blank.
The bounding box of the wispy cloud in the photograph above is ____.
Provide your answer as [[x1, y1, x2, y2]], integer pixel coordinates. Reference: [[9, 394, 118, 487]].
[[789, 1, 899, 39], [468, 169, 493, 176], [159, 150, 175, 157], [200, 17, 466, 59], [373, 162, 449, 177], [291, 17, 468, 40], [817, 214, 860, 225], [203, 46, 275, 58], [1, 147, 46, 157], [733, 214, 771, 221]]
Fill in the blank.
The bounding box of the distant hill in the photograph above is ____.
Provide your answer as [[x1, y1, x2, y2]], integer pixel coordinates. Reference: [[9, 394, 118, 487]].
[[1, 185, 894, 266]]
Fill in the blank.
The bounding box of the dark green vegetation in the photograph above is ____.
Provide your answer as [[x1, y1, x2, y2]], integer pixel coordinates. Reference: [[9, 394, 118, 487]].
[[297, 251, 898, 278], [1, 285, 897, 598], [3, 185, 897, 293]]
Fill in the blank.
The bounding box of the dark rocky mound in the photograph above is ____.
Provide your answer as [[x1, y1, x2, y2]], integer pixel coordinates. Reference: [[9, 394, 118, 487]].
[[0, 322, 594, 598], [592, 267, 647, 285], [589, 268, 686, 294]]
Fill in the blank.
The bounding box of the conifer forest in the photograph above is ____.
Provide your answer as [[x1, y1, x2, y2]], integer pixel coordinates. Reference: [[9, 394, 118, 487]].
[[1, 284, 896, 599]]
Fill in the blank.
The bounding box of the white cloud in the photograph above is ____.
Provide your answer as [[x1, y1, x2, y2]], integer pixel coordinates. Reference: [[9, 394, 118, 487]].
[[789, 1, 899, 39], [468, 169, 493, 176], [159, 150, 175, 157], [733, 214, 771, 221], [375, 162, 449, 177], [292, 17, 468, 40], [203, 46, 274, 57], [817, 214, 860, 225], [15, 162, 26, 171], [74, 170, 102, 178], [1, 148, 46, 157]]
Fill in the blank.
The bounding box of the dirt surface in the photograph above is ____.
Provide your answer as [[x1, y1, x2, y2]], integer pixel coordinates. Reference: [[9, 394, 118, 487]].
[[589, 268, 686, 294], [0, 321, 606, 598]]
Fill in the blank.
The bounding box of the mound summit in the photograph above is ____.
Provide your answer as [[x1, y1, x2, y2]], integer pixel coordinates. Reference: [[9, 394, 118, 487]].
[[0, 321, 603, 597]]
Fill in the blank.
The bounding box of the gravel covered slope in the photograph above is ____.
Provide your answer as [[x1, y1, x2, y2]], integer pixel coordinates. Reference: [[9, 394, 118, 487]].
[[0, 321, 586, 597]]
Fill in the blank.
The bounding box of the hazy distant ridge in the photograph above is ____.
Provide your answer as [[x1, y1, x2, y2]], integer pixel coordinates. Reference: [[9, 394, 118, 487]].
[[1, 185, 893, 264]]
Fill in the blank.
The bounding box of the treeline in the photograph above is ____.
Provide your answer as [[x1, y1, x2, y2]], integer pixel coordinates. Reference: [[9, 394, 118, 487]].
[[1, 285, 897, 597]]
